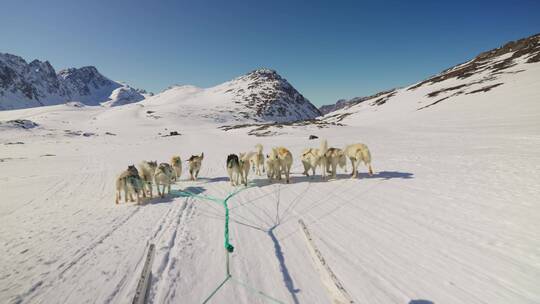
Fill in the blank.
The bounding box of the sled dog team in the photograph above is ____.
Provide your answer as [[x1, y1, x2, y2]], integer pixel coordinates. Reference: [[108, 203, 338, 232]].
[[115, 139, 373, 204], [115, 153, 204, 204]]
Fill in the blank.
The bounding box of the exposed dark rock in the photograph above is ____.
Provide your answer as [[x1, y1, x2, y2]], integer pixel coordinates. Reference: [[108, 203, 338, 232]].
[[466, 83, 503, 95], [224, 68, 321, 122], [1, 119, 39, 129], [409, 33, 539, 91]]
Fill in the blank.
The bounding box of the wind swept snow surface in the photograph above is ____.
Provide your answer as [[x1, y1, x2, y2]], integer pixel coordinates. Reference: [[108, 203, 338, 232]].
[[1, 37, 540, 303], [1, 78, 539, 303]]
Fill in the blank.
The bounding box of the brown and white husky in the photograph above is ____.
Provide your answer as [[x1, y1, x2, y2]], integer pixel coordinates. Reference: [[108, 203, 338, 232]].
[[239, 152, 255, 186], [154, 163, 174, 198], [170, 156, 182, 181], [187, 153, 204, 181], [324, 147, 347, 179], [249, 144, 265, 175], [301, 139, 328, 178], [268, 147, 293, 183]]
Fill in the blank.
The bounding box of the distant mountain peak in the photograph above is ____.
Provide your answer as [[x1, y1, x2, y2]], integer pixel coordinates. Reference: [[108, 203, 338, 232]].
[[246, 68, 278, 76], [145, 68, 321, 123], [0, 53, 148, 110]]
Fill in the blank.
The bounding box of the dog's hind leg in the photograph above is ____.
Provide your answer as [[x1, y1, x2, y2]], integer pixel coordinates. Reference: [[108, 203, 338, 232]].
[[367, 162, 374, 176], [330, 162, 336, 179], [302, 161, 309, 176], [124, 187, 129, 203], [349, 157, 357, 178], [286, 165, 291, 183], [353, 159, 360, 178]]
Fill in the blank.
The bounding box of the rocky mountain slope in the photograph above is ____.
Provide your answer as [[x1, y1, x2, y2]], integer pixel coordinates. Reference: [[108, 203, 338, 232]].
[[0, 53, 150, 110], [320, 33, 540, 123], [141, 68, 321, 123]]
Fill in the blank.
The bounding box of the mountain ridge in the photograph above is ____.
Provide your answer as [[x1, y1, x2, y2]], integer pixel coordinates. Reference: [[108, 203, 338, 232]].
[[319, 32, 540, 116], [0, 53, 150, 110]]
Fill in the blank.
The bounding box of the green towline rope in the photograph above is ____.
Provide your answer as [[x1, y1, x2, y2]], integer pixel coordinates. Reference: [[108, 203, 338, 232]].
[[173, 184, 285, 304], [176, 186, 247, 252]]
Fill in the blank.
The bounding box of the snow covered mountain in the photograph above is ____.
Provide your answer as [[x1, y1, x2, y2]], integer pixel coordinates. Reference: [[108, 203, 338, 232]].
[[320, 33, 540, 124], [0, 53, 149, 110], [141, 68, 321, 124]]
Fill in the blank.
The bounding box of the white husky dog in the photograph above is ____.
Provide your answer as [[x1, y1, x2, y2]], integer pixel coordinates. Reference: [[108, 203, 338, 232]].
[[138, 160, 158, 198], [115, 165, 144, 204], [154, 163, 174, 198], [324, 147, 347, 179], [268, 147, 293, 183], [226, 154, 242, 186], [301, 139, 328, 178], [343, 143, 373, 178], [187, 153, 204, 181], [239, 152, 255, 186], [249, 144, 265, 175], [170, 156, 182, 181], [266, 154, 278, 181]]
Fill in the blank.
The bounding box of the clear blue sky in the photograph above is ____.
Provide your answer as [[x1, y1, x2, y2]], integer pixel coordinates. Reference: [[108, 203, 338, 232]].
[[1, 0, 539, 106]]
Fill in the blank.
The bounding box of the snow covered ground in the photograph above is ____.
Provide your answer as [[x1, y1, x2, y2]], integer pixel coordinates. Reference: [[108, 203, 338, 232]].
[[1, 61, 540, 304]]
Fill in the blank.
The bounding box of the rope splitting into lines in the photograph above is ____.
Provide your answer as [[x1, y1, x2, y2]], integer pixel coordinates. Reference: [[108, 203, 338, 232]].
[[173, 185, 285, 304]]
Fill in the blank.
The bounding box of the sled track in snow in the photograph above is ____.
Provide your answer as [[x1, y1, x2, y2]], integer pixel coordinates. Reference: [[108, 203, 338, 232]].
[[58, 207, 143, 277], [146, 197, 196, 304]]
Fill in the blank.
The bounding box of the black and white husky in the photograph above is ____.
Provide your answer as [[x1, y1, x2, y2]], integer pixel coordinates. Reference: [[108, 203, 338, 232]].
[[115, 165, 144, 204], [227, 154, 242, 186]]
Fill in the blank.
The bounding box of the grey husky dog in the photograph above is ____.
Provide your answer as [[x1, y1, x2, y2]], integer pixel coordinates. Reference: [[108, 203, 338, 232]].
[[115, 165, 144, 204], [227, 154, 242, 186], [138, 160, 158, 198]]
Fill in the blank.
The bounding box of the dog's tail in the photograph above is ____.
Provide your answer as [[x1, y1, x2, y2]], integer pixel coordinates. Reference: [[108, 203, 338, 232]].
[[255, 143, 263, 154], [227, 154, 239, 169], [320, 139, 328, 155]]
